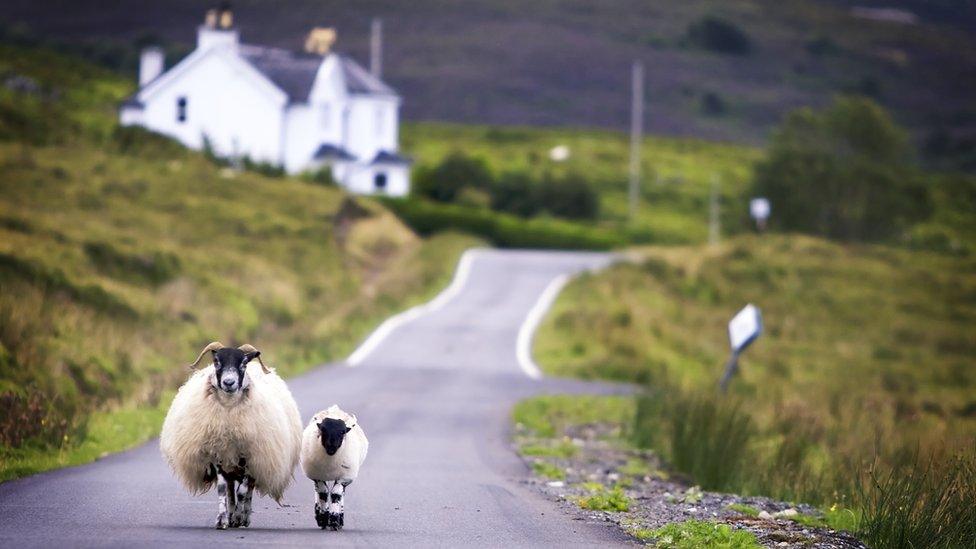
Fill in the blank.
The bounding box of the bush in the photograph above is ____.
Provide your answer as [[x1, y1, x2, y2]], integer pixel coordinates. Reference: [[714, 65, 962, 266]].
[[752, 96, 931, 242], [490, 171, 542, 217], [687, 16, 752, 55], [700, 92, 727, 116], [380, 198, 623, 250], [111, 126, 185, 158], [537, 174, 599, 220], [413, 151, 492, 202]]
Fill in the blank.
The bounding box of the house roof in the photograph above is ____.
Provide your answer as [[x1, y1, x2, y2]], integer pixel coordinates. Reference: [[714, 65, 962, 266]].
[[371, 150, 412, 165], [239, 45, 321, 103], [313, 143, 357, 161], [338, 56, 396, 96], [239, 45, 397, 103]]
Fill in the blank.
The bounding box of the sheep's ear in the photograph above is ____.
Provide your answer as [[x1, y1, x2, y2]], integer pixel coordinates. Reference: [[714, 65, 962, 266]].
[[344, 426, 352, 434]]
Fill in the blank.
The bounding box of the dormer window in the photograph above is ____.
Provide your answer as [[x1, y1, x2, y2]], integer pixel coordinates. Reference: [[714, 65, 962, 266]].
[[176, 96, 187, 123]]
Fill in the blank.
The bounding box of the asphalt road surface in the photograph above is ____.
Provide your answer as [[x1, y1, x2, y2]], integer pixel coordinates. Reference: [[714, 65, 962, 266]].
[[0, 249, 635, 548]]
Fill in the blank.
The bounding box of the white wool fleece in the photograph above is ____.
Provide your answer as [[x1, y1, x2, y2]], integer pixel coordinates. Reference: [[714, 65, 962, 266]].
[[301, 405, 369, 483], [160, 362, 303, 501]]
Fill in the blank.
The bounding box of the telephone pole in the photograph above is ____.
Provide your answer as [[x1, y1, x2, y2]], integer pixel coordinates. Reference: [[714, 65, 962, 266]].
[[370, 18, 382, 78], [709, 174, 721, 245], [628, 60, 644, 222]]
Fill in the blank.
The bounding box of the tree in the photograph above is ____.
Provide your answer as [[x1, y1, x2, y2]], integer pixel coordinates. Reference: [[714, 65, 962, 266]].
[[687, 16, 752, 55], [752, 96, 931, 241], [538, 173, 599, 220]]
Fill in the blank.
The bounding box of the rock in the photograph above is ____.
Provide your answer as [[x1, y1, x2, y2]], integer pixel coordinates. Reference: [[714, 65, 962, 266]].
[[546, 481, 565, 488], [774, 508, 798, 518], [758, 510, 774, 520], [768, 530, 792, 542]]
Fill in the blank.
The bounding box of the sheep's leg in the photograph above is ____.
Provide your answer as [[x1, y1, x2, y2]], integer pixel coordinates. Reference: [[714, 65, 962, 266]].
[[314, 480, 330, 529], [215, 471, 237, 530], [230, 475, 254, 528], [326, 481, 346, 530], [215, 474, 230, 530]]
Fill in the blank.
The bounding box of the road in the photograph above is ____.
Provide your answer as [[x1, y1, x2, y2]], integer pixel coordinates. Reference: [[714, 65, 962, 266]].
[[0, 249, 634, 548]]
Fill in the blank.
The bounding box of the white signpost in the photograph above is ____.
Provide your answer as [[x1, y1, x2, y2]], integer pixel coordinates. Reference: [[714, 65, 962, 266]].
[[720, 304, 763, 392], [750, 197, 770, 231]]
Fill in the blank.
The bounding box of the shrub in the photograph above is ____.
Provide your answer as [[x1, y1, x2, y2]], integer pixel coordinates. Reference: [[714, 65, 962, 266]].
[[413, 151, 492, 202], [700, 92, 727, 116], [490, 171, 542, 217], [380, 198, 623, 250], [687, 16, 752, 55], [752, 96, 931, 242], [111, 125, 185, 158], [537, 173, 600, 220]]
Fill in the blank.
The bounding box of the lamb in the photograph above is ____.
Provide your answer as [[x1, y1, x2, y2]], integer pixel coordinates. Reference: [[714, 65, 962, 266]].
[[300, 405, 369, 530], [160, 341, 303, 529]]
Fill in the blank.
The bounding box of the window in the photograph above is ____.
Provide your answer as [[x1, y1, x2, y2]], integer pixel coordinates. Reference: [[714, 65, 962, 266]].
[[176, 96, 187, 123], [373, 172, 388, 192]]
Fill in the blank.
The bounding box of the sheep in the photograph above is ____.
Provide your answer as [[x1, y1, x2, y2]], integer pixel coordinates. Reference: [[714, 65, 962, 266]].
[[300, 405, 369, 530], [160, 341, 303, 529]]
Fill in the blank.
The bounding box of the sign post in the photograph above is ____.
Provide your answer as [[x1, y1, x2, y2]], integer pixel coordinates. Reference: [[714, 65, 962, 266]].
[[720, 304, 763, 392]]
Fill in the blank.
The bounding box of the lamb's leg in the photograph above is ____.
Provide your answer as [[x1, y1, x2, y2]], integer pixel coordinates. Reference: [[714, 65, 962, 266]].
[[314, 480, 330, 529], [326, 481, 346, 530], [230, 475, 254, 527]]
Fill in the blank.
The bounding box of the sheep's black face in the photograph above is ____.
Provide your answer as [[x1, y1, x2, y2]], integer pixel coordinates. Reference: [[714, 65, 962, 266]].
[[211, 347, 257, 394], [318, 418, 351, 455]]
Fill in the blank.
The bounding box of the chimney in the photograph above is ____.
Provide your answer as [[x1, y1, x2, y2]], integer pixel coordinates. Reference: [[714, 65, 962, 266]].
[[305, 27, 337, 56], [197, 3, 239, 51], [139, 47, 164, 86]]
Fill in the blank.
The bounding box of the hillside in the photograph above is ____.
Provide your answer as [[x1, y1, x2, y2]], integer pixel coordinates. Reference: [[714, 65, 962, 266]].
[[3, 0, 975, 169], [532, 234, 976, 538], [0, 44, 480, 480]]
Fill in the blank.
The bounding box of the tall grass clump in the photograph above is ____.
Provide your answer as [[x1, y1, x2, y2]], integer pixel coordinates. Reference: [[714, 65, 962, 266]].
[[856, 452, 976, 549], [634, 385, 753, 491]]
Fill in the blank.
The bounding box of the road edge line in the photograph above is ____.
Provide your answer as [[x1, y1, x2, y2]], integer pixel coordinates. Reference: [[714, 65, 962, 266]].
[[345, 248, 482, 366], [515, 273, 570, 380]]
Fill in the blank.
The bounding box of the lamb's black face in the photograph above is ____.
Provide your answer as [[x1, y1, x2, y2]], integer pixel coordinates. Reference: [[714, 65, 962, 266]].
[[318, 418, 352, 455], [212, 348, 257, 394]]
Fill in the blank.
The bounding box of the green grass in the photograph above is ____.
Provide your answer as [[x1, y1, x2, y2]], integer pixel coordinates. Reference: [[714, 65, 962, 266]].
[[512, 395, 634, 439], [520, 439, 578, 459], [574, 484, 631, 512], [402, 122, 760, 245], [725, 503, 759, 517], [0, 43, 483, 481], [533, 233, 976, 547], [645, 520, 761, 549], [531, 461, 566, 480]]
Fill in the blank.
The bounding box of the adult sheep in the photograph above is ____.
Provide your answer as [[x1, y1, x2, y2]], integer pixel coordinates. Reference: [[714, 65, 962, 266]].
[[160, 341, 303, 529]]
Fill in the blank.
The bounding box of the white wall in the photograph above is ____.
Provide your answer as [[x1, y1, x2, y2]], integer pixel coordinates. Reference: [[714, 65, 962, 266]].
[[345, 96, 399, 161], [343, 163, 409, 197], [136, 51, 286, 164]]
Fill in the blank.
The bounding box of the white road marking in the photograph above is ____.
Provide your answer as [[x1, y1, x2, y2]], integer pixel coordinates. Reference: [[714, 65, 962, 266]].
[[515, 273, 570, 380], [346, 248, 482, 366]]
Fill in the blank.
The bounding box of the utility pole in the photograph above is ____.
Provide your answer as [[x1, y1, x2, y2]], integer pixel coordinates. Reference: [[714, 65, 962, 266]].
[[709, 174, 721, 245], [628, 60, 644, 222], [370, 18, 382, 78]]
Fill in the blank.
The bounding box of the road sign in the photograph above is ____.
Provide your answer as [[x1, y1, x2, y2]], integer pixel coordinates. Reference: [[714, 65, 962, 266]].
[[728, 303, 762, 352], [720, 304, 763, 392], [750, 198, 770, 221]]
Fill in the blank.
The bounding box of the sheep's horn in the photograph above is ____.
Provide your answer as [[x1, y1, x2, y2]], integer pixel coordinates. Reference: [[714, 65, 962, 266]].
[[188, 341, 224, 370], [238, 344, 271, 374]]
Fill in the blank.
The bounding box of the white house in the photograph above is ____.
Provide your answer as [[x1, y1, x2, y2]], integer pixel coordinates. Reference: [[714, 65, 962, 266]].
[[120, 7, 410, 196]]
